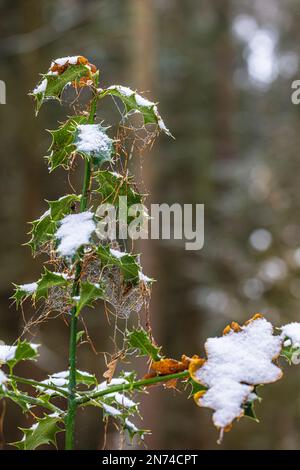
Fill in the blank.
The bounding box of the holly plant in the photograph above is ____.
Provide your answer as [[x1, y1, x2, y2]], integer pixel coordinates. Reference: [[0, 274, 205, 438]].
[[1, 56, 300, 450]]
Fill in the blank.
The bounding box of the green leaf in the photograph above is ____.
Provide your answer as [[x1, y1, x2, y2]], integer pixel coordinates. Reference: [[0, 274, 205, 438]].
[[75, 124, 114, 167], [243, 400, 259, 422], [76, 370, 97, 386], [31, 63, 96, 114], [93, 170, 143, 207], [46, 116, 88, 172], [97, 245, 140, 284], [97, 85, 173, 137], [35, 268, 70, 301], [27, 194, 80, 254], [186, 377, 207, 398], [12, 415, 63, 450], [75, 281, 106, 316], [6, 340, 39, 368], [126, 327, 162, 361]]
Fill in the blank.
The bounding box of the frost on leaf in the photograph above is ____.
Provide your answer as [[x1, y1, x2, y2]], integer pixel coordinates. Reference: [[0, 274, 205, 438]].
[[190, 316, 283, 431], [55, 211, 96, 257]]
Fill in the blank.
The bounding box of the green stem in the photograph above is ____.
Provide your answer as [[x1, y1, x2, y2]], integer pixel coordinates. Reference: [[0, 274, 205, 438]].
[[76, 371, 189, 406], [65, 82, 98, 450]]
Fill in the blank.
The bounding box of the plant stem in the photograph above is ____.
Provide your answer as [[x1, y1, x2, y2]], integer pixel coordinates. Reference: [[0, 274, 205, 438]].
[[76, 370, 190, 406], [65, 84, 98, 450]]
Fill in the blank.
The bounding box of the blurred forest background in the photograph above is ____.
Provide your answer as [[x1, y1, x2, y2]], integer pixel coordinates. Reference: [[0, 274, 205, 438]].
[[1, 0, 300, 450]]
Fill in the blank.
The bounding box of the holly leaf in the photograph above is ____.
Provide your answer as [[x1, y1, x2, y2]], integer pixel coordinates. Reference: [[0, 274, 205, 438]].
[[126, 327, 162, 361], [31, 63, 96, 114], [97, 85, 173, 137], [97, 245, 140, 284], [12, 415, 63, 450], [76, 370, 97, 386], [6, 340, 39, 368], [93, 170, 143, 207], [46, 116, 88, 172], [28, 194, 80, 254], [35, 268, 70, 301], [75, 281, 106, 315]]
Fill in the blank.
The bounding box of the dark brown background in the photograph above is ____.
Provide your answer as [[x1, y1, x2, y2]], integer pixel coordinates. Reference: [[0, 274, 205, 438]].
[[1, 0, 300, 450]]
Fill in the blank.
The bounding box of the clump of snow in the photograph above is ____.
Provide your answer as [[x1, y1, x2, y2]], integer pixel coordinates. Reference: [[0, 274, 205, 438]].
[[135, 93, 154, 108], [76, 124, 113, 154], [0, 345, 17, 363], [55, 211, 96, 257], [39, 372, 69, 395], [114, 393, 136, 408], [138, 271, 152, 283], [281, 323, 300, 348], [125, 418, 138, 432], [102, 403, 122, 416], [19, 282, 38, 294], [193, 318, 283, 429], [33, 78, 47, 95], [110, 248, 127, 259], [108, 85, 135, 97], [51, 56, 80, 67], [0, 369, 8, 385]]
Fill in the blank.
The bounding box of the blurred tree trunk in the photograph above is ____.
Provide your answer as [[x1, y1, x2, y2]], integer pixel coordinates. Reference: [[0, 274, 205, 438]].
[[128, 0, 162, 449]]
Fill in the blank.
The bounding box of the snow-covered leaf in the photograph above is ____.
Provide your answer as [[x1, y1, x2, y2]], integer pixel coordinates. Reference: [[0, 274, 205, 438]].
[[46, 116, 88, 172], [190, 316, 283, 430], [31, 56, 98, 114], [27, 194, 80, 254], [75, 124, 114, 167], [97, 85, 173, 137], [55, 211, 96, 258], [1, 340, 39, 368]]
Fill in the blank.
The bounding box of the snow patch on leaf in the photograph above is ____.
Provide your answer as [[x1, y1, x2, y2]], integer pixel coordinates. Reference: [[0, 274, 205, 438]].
[[192, 317, 283, 429], [55, 211, 96, 257], [281, 322, 300, 347], [76, 124, 113, 154]]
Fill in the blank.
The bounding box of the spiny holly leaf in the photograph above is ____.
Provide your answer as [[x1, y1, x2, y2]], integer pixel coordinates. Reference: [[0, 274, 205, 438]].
[[93, 170, 143, 207], [74, 123, 114, 167], [12, 415, 63, 450], [75, 281, 106, 316], [126, 327, 162, 361], [6, 340, 39, 368], [46, 116, 88, 172], [97, 245, 140, 284], [35, 268, 70, 301], [12, 283, 37, 307], [31, 62, 97, 114], [97, 86, 173, 137], [28, 194, 80, 254]]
